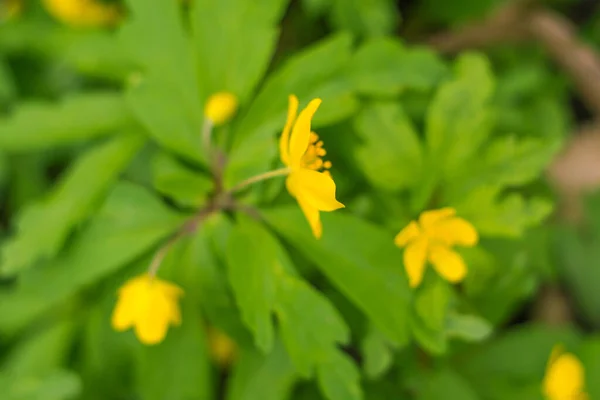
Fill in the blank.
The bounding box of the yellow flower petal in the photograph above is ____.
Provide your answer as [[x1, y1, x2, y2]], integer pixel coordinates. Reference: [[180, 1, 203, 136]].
[[394, 221, 421, 247], [43, 0, 120, 28], [543, 349, 586, 400], [111, 274, 183, 345], [428, 245, 467, 283], [288, 98, 322, 166], [279, 95, 299, 166], [404, 238, 428, 288], [204, 92, 238, 126], [429, 217, 478, 247], [419, 207, 456, 230], [286, 169, 344, 212], [297, 195, 323, 239]]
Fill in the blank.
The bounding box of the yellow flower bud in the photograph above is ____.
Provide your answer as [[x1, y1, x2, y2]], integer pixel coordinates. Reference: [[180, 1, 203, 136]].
[[204, 92, 238, 126], [208, 327, 237, 367], [42, 0, 120, 29]]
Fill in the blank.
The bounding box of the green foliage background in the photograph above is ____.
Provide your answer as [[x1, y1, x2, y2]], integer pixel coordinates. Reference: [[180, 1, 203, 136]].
[[0, 0, 599, 399]]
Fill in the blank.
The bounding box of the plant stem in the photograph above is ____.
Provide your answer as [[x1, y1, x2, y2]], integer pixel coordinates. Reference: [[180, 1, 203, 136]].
[[228, 167, 291, 194], [201, 118, 214, 157]]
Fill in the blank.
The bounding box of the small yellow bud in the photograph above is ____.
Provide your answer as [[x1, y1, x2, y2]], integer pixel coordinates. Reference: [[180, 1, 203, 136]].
[[204, 92, 238, 126], [208, 327, 237, 367]]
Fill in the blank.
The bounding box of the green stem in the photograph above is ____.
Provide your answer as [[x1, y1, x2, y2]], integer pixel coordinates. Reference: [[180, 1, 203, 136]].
[[229, 167, 291, 194]]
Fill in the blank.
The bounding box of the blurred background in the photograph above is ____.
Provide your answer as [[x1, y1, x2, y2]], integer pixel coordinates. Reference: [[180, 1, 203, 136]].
[[2, 0, 600, 399]]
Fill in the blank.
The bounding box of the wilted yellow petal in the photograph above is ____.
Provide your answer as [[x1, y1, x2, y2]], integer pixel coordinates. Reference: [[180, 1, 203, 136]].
[[204, 92, 238, 126], [288, 99, 322, 166], [404, 238, 428, 288], [430, 217, 478, 247], [394, 221, 421, 247], [286, 169, 344, 212], [279, 95, 299, 166], [543, 349, 586, 400], [428, 245, 467, 283], [419, 207, 456, 230]]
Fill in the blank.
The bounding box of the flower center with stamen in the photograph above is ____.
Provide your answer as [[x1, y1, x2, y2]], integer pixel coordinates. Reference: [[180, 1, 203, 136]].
[[301, 132, 332, 176]]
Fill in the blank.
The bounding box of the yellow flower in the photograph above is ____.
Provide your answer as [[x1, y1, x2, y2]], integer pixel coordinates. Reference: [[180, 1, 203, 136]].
[[394, 207, 478, 288], [207, 327, 237, 367], [42, 0, 120, 28], [111, 274, 183, 345], [543, 345, 588, 400], [279, 95, 344, 239], [204, 92, 238, 126]]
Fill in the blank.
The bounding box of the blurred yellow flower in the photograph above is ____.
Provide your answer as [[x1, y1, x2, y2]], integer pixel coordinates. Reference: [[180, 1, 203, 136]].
[[279, 95, 344, 239], [394, 207, 478, 288], [42, 0, 120, 28], [111, 274, 183, 345], [207, 327, 237, 367], [543, 345, 588, 400], [204, 92, 238, 126]]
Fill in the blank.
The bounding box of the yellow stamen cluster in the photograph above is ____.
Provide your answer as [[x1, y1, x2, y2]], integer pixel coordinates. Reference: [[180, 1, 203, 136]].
[[302, 132, 332, 177]]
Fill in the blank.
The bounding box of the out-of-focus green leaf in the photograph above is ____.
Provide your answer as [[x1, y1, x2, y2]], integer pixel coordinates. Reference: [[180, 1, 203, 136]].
[[419, 369, 478, 400], [445, 135, 561, 201], [446, 312, 492, 342], [426, 53, 494, 180], [191, 0, 288, 103], [0, 133, 145, 276], [135, 303, 212, 400], [316, 351, 363, 400], [120, 0, 204, 163], [226, 218, 278, 352], [2, 321, 75, 377], [0, 370, 81, 400], [455, 324, 579, 400], [263, 207, 412, 346], [227, 341, 297, 400], [411, 276, 450, 354], [0, 182, 187, 334], [361, 325, 394, 380], [275, 273, 350, 377], [151, 151, 213, 208], [329, 0, 399, 37], [226, 34, 354, 187], [456, 186, 553, 238], [354, 101, 422, 191], [580, 337, 600, 400], [0, 57, 16, 104], [0, 93, 132, 152], [345, 38, 447, 97], [422, 0, 504, 24]]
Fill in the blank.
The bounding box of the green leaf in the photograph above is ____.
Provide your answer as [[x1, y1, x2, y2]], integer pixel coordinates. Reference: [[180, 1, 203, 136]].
[[0, 93, 132, 152], [0, 370, 82, 400], [2, 321, 75, 377], [345, 38, 447, 96], [455, 186, 553, 238], [361, 325, 395, 379], [316, 351, 363, 400], [0, 182, 187, 334], [263, 207, 412, 346], [411, 276, 450, 354], [227, 341, 298, 400], [354, 101, 423, 191], [135, 302, 212, 400], [120, 0, 204, 163], [426, 53, 494, 180], [226, 217, 278, 352], [1, 133, 145, 276], [191, 0, 288, 103], [446, 312, 492, 342], [275, 273, 350, 376], [151, 151, 213, 208], [226, 33, 354, 187], [0, 57, 16, 104], [419, 369, 478, 400], [445, 135, 561, 201], [329, 0, 399, 38]]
